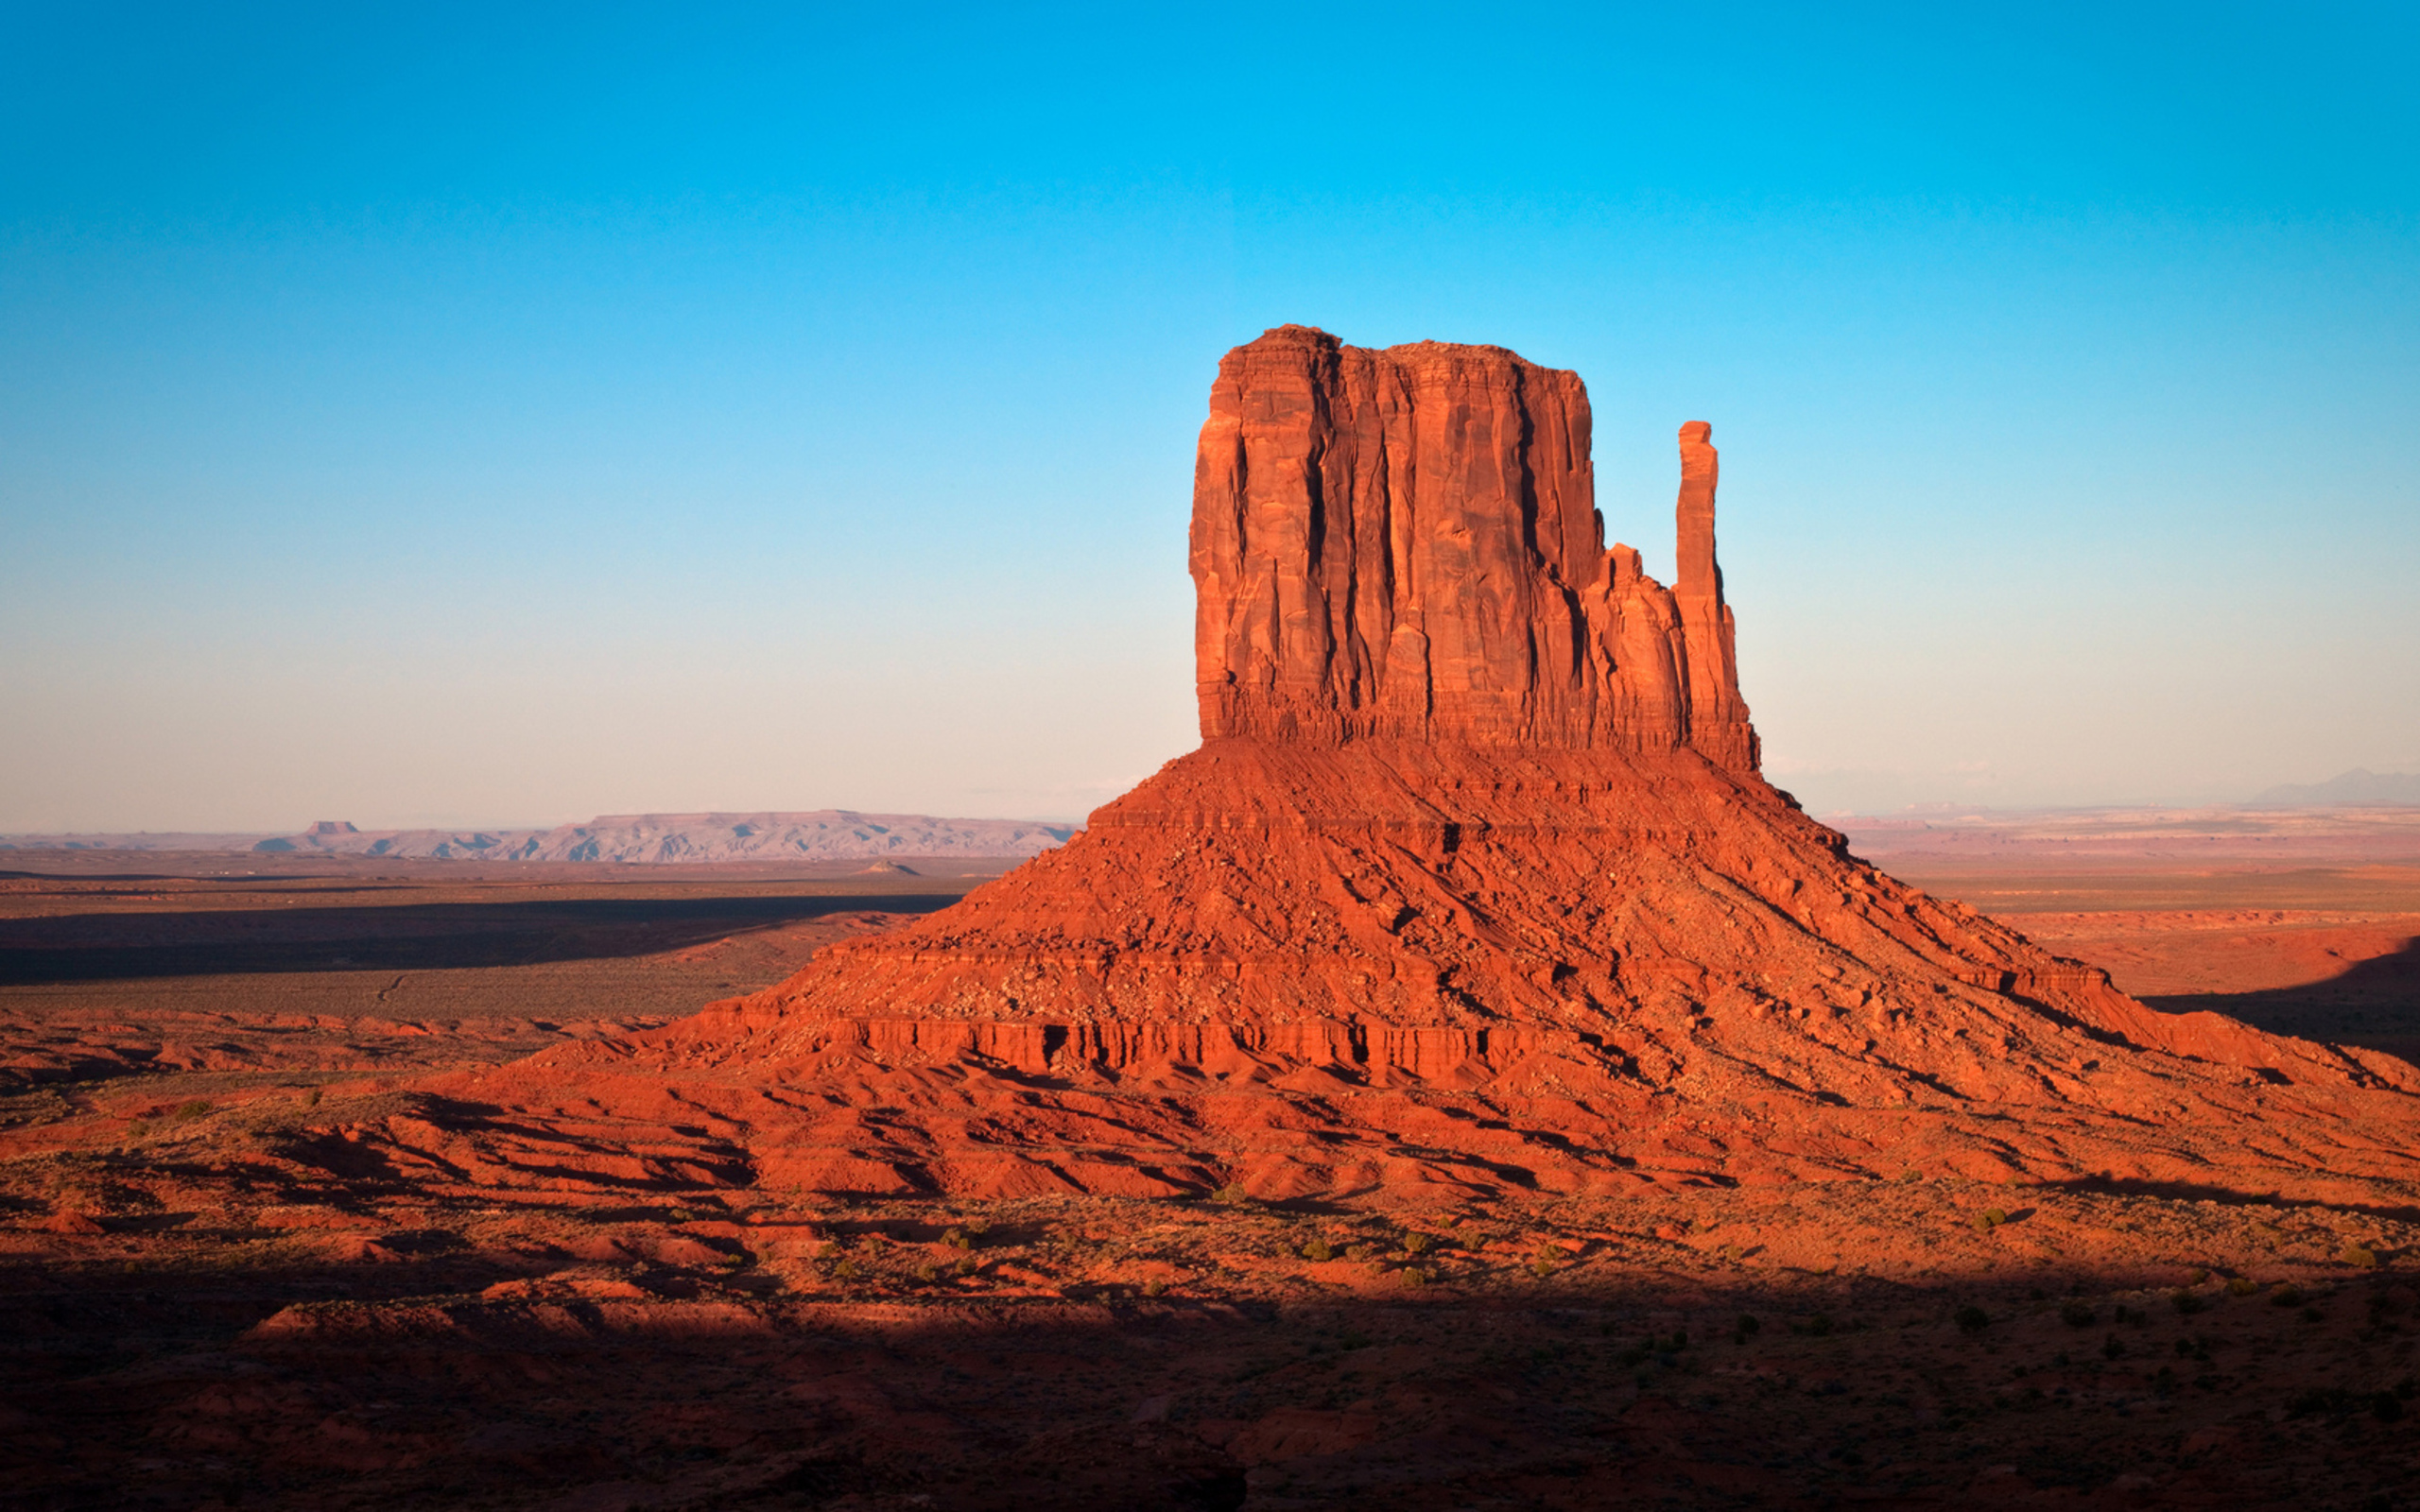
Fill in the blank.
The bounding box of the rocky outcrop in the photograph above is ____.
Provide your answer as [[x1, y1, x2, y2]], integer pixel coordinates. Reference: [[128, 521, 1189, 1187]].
[[1191, 326, 1754, 769], [406, 326, 2420, 1207]]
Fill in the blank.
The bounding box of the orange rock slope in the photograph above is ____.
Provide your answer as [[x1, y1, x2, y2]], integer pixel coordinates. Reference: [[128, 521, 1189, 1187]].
[[424, 327, 2420, 1208]]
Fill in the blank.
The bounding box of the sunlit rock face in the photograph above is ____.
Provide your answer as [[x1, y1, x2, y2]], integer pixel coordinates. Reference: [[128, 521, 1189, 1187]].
[[1189, 326, 1754, 773]]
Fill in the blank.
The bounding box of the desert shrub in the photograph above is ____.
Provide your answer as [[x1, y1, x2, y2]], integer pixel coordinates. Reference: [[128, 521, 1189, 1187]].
[[1529, 1253, 1558, 1279], [1666, 1330, 1690, 1350], [1401, 1232, 1432, 1256], [2301, 1305, 2325, 1324], [833, 1259, 860, 1280], [2226, 1277, 2259, 1297], [953, 1256, 976, 1277], [943, 1227, 971, 1250], [171, 1100, 212, 1122], [1399, 1264, 1431, 1288], [1141, 1279, 1167, 1297], [1954, 1306, 1991, 1334], [915, 1262, 938, 1282], [2102, 1333, 2127, 1360], [2061, 1301, 2096, 1328], [2171, 1289, 2206, 1315], [1795, 1314, 1832, 1338], [2271, 1283, 2305, 1308], [302, 1088, 321, 1108], [2342, 1245, 2380, 1269], [1211, 1182, 1249, 1204], [1345, 1243, 1374, 1263], [1736, 1314, 1761, 1338], [1973, 1208, 2008, 1232], [2152, 1366, 2177, 1397], [1301, 1237, 1335, 1263]]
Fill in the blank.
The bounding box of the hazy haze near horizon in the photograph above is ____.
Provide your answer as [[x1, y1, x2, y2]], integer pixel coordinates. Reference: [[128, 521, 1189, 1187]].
[[5, 2, 2415, 830]]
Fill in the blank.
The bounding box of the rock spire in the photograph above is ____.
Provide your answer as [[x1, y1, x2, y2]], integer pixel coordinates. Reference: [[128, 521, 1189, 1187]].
[[1190, 325, 1756, 770]]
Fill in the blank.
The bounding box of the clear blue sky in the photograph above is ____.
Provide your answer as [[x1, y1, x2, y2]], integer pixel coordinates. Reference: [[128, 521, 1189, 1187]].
[[5, 1, 2415, 829]]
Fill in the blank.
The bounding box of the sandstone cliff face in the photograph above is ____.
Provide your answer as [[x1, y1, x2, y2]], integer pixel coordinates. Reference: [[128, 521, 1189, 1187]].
[[1190, 326, 1755, 770]]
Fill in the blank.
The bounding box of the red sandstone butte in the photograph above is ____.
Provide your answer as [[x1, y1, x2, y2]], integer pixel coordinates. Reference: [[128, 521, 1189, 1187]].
[[1191, 327, 1754, 769], [415, 327, 2420, 1207]]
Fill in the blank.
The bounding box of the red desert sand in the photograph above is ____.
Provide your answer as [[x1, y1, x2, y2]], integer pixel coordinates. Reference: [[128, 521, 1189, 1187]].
[[6, 327, 2418, 1510]]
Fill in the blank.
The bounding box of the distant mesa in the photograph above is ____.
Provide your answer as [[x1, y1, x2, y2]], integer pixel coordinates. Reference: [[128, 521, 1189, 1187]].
[[415, 325, 2420, 1210], [0, 813, 1080, 861], [2251, 767, 2420, 807]]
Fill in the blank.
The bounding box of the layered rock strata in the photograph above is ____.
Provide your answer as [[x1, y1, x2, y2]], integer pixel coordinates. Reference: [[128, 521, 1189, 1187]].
[[404, 327, 2420, 1207]]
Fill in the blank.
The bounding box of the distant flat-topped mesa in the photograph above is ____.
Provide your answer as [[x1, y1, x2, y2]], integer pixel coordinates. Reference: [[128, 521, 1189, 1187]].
[[1192, 325, 1756, 771]]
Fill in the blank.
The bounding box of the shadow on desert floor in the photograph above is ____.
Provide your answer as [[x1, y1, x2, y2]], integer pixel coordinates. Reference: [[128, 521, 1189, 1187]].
[[2145, 934, 2420, 1069], [6, 1228, 2418, 1512], [0, 892, 968, 986]]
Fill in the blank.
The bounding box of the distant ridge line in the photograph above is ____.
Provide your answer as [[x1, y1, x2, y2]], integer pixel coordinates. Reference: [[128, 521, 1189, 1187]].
[[2248, 768, 2420, 806], [0, 810, 1080, 863]]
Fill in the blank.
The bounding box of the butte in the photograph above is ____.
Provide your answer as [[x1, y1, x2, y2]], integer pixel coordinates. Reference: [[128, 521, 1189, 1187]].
[[428, 325, 2420, 1209]]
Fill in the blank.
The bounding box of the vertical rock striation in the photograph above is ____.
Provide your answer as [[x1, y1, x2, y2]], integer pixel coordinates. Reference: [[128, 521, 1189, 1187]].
[[1190, 325, 1755, 770]]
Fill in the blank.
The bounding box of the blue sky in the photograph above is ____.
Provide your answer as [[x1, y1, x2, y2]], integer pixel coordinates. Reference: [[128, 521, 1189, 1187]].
[[4, 1, 2415, 828]]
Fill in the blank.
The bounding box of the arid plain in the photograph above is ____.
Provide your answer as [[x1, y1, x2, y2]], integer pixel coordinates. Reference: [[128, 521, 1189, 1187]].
[[3, 836, 2416, 1509]]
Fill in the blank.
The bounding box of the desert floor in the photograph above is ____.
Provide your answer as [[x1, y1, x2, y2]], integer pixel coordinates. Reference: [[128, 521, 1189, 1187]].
[[2, 850, 2415, 1510]]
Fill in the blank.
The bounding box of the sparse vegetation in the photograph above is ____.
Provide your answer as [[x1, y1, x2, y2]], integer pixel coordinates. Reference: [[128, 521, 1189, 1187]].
[[2226, 1276, 2258, 1297], [2272, 1283, 2306, 1308], [1973, 1207, 2008, 1232], [1301, 1237, 1334, 1262], [1954, 1305, 1990, 1334], [2341, 1245, 2380, 1269]]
